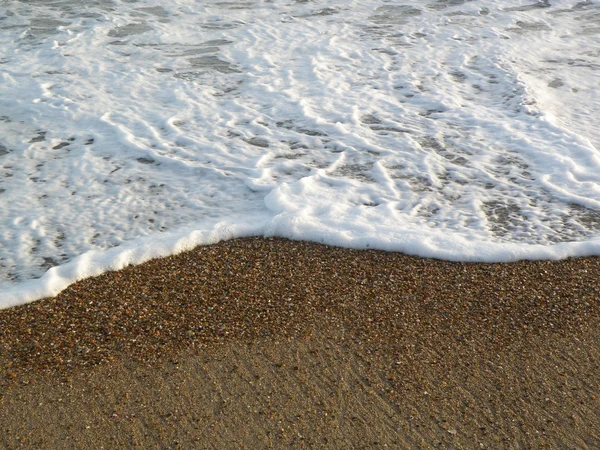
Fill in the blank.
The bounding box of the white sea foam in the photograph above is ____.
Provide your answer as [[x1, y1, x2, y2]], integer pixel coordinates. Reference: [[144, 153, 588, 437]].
[[1, 0, 599, 307]]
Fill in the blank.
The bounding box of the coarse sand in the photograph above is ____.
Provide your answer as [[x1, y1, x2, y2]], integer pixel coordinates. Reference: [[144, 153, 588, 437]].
[[1, 237, 600, 448]]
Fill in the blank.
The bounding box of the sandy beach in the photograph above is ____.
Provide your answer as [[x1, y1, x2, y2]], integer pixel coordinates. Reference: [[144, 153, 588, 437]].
[[1, 237, 600, 448]]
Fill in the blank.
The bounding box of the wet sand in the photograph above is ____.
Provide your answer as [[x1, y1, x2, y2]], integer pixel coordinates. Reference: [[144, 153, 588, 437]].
[[1, 237, 600, 448]]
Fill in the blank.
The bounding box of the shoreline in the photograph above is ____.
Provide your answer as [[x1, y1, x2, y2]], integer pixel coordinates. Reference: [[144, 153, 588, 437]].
[[1, 237, 600, 447]]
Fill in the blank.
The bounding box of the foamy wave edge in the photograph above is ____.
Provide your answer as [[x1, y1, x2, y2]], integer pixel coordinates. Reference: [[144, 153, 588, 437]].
[[3, 213, 600, 309]]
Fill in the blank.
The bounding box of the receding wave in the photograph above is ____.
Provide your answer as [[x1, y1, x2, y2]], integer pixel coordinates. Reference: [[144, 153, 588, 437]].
[[1, 0, 600, 307]]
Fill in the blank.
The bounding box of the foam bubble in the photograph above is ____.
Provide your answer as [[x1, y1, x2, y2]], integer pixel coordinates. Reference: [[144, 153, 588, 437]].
[[1, 0, 600, 307]]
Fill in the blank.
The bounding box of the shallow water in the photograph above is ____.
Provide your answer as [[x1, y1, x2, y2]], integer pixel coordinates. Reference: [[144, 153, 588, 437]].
[[1, 0, 600, 306]]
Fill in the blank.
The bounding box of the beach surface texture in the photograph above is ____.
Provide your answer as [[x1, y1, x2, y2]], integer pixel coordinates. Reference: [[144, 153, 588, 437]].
[[1, 238, 600, 448]]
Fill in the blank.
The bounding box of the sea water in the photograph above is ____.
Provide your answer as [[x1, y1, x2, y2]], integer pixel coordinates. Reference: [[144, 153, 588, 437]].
[[1, 0, 599, 307]]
